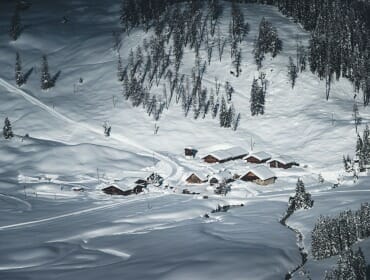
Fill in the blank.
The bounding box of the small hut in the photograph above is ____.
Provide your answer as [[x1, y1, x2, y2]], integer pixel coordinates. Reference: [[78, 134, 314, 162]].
[[102, 185, 132, 196], [209, 170, 234, 185], [202, 146, 248, 163], [269, 156, 298, 169], [244, 151, 271, 164], [240, 166, 277, 185], [186, 173, 208, 184], [184, 147, 198, 158]]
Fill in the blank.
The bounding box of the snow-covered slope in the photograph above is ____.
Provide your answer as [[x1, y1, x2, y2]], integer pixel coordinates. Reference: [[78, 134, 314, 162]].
[[0, 1, 369, 279]]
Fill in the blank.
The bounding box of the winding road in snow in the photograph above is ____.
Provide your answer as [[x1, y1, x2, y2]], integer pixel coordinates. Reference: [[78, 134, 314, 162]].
[[0, 78, 183, 183]]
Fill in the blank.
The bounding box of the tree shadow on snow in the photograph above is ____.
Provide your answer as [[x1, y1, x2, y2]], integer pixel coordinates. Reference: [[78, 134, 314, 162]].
[[51, 70, 61, 86], [23, 67, 33, 83]]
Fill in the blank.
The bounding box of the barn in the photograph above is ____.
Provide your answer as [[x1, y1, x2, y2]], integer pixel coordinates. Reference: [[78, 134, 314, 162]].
[[240, 166, 277, 185], [185, 173, 208, 184], [269, 156, 298, 169], [102, 185, 132, 196], [184, 147, 198, 158], [202, 146, 248, 163], [209, 170, 234, 185], [244, 151, 271, 164]]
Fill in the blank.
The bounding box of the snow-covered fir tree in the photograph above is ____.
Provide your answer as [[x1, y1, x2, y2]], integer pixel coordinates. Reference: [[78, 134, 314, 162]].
[[254, 17, 282, 69], [312, 203, 370, 260], [288, 56, 298, 88], [9, 8, 21, 41], [288, 178, 314, 211], [3, 117, 14, 139], [250, 78, 265, 116], [15, 52, 25, 87], [324, 247, 367, 280], [40, 55, 52, 90], [117, 54, 124, 82]]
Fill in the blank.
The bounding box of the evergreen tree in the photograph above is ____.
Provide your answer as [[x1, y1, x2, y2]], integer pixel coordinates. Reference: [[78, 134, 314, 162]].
[[288, 178, 314, 211], [9, 8, 21, 41], [15, 52, 25, 86], [3, 117, 14, 139], [254, 18, 282, 68], [233, 48, 242, 77], [250, 78, 264, 116], [117, 54, 124, 82], [225, 81, 234, 102], [288, 56, 298, 88], [40, 55, 52, 90], [232, 113, 241, 131], [219, 96, 227, 127], [325, 248, 367, 280]]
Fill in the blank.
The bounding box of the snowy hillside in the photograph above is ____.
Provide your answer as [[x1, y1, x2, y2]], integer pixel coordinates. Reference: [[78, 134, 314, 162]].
[[1, 0, 370, 279]]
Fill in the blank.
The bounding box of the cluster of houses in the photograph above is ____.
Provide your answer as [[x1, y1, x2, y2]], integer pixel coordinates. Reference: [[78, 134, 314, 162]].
[[185, 146, 299, 186]]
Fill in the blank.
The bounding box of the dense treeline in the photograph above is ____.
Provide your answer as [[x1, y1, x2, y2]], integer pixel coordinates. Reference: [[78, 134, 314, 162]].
[[324, 247, 367, 280], [121, 0, 370, 104], [356, 125, 370, 171], [119, 0, 242, 129], [275, 0, 370, 104], [311, 203, 370, 260]]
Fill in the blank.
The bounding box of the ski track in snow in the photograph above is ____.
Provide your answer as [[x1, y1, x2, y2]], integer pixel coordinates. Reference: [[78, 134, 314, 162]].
[[0, 193, 32, 211], [0, 78, 183, 183], [0, 193, 164, 231]]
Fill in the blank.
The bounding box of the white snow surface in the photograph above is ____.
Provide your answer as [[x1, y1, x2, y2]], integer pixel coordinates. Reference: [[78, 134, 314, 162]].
[[0, 1, 369, 280]]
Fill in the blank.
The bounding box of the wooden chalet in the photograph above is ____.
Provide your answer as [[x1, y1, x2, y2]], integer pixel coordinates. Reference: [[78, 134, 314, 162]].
[[269, 156, 298, 169], [135, 179, 148, 187], [186, 173, 208, 184], [202, 146, 248, 163], [240, 166, 277, 185], [184, 147, 198, 158], [209, 170, 234, 185], [244, 151, 271, 164], [102, 185, 132, 196]]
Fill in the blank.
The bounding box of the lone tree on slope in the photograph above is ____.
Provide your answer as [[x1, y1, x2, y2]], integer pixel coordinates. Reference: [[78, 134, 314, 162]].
[[40, 55, 52, 90], [15, 52, 25, 86], [3, 117, 14, 139], [9, 8, 21, 41]]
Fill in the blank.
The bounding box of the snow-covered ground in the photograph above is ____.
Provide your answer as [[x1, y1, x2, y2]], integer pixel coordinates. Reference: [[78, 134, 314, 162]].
[[0, 1, 369, 279]]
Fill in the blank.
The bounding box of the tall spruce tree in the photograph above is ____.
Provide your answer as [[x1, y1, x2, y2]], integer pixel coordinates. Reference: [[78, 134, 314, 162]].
[[288, 56, 298, 88], [9, 8, 21, 41], [3, 117, 14, 139], [40, 55, 52, 90], [15, 52, 24, 86], [250, 78, 264, 116]]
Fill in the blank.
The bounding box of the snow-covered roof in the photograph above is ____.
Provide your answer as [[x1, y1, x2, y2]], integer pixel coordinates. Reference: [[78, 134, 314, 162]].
[[100, 181, 131, 192], [186, 172, 208, 182], [209, 170, 233, 181], [245, 151, 271, 161], [204, 146, 248, 161], [269, 155, 296, 165], [244, 166, 276, 180]]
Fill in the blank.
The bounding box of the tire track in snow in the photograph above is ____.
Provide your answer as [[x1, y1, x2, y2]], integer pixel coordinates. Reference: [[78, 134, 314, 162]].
[[0, 78, 182, 182]]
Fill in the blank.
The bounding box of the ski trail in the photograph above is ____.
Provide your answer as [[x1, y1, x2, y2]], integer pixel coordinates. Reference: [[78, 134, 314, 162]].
[[0, 193, 162, 231], [0, 78, 182, 182]]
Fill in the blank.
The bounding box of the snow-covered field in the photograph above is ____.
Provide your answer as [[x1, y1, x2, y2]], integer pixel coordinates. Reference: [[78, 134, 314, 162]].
[[1, 1, 369, 279]]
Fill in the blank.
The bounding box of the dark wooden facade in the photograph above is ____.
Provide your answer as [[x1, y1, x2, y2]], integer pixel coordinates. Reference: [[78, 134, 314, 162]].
[[241, 172, 259, 182], [102, 186, 131, 196], [240, 172, 276, 185], [203, 155, 222, 163], [103, 185, 144, 196], [269, 160, 297, 169], [245, 156, 268, 164], [186, 173, 206, 184], [185, 148, 198, 158]]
